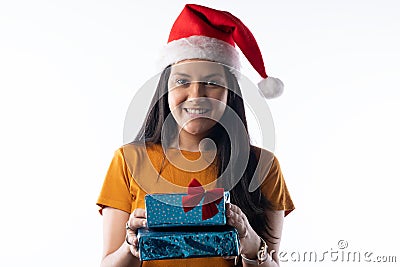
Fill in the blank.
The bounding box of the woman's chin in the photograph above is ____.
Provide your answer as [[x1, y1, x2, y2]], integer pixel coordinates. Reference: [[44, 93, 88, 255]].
[[181, 120, 216, 136]]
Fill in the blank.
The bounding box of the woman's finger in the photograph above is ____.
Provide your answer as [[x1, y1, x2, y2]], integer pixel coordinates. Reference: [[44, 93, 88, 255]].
[[132, 208, 146, 218], [226, 203, 261, 256], [126, 230, 140, 258], [127, 208, 147, 230], [127, 217, 147, 230], [227, 215, 247, 238], [125, 208, 146, 258], [228, 203, 251, 226], [129, 244, 140, 258], [226, 203, 248, 238], [126, 232, 138, 246]]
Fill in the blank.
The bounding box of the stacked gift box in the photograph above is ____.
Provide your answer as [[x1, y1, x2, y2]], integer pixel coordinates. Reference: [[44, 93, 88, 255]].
[[137, 179, 240, 261]]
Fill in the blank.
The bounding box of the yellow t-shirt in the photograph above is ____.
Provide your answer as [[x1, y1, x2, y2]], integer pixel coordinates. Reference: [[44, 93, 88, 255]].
[[97, 142, 294, 267]]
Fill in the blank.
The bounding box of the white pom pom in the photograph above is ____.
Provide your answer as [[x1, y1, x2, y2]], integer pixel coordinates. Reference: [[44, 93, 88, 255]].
[[257, 77, 284, 99]]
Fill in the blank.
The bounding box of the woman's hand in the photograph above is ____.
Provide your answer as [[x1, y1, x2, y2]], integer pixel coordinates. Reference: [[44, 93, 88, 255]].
[[125, 208, 147, 258], [226, 203, 260, 259]]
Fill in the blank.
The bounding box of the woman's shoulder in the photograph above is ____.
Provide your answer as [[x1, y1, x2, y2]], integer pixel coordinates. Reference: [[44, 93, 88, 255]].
[[251, 145, 276, 162], [250, 145, 281, 186], [112, 142, 165, 181], [118, 141, 162, 158]]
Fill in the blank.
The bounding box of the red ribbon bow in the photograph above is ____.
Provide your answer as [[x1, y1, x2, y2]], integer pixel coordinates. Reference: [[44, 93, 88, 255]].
[[182, 178, 224, 220]]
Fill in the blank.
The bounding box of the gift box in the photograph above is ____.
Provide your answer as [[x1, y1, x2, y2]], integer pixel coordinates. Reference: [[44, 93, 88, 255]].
[[138, 225, 239, 261], [146, 179, 229, 227]]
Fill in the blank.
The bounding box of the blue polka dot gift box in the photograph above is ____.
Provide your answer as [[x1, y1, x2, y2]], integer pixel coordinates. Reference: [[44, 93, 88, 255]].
[[145, 179, 230, 227], [137, 225, 239, 261]]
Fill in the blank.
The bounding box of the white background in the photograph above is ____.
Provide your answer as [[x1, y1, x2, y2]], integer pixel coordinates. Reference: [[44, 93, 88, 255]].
[[1, 0, 399, 266]]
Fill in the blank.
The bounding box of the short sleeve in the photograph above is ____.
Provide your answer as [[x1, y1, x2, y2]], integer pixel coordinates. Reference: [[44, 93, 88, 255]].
[[260, 156, 295, 217], [96, 148, 133, 215]]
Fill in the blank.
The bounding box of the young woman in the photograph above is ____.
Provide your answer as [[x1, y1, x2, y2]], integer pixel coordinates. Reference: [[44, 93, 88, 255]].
[[97, 4, 294, 267]]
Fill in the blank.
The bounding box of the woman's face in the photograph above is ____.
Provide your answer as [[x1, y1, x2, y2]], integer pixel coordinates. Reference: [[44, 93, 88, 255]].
[[168, 60, 228, 137]]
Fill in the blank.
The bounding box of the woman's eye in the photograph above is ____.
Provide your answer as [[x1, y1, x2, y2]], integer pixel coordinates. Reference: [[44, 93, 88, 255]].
[[176, 79, 190, 86], [205, 81, 223, 87]]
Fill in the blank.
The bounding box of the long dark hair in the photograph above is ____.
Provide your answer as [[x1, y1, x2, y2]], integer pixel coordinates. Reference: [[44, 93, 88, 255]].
[[134, 65, 276, 240]]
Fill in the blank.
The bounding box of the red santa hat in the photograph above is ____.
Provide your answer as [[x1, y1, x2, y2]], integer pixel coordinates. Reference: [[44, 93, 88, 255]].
[[159, 4, 284, 99]]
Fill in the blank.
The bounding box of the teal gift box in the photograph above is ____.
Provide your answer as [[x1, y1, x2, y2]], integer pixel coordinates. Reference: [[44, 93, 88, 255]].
[[137, 225, 239, 261], [145, 190, 230, 228]]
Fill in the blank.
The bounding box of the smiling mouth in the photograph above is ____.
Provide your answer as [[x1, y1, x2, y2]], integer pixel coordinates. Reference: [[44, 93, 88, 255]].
[[184, 108, 210, 115]]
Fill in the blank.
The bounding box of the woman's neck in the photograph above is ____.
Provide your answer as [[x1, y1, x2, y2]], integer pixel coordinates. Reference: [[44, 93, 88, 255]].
[[178, 131, 203, 151], [170, 129, 210, 152]]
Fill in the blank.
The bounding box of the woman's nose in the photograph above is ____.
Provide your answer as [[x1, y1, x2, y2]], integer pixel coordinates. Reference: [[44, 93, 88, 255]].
[[187, 81, 206, 98]]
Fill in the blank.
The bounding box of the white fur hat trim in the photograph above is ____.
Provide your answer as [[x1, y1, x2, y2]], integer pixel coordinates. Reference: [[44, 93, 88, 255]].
[[158, 35, 241, 71]]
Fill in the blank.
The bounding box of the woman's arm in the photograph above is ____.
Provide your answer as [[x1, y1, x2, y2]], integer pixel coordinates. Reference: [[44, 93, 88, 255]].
[[100, 207, 141, 267], [261, 210, 284, 266], [226, 204, 284, 267]]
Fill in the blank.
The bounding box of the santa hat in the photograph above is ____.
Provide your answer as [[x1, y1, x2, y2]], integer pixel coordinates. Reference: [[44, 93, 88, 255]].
[[159, 4, 284, 99]]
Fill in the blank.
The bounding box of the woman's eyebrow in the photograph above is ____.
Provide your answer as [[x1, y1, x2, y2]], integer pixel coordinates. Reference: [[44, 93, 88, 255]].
[[171, 73, 191, 77], [203, 73, 224, 79], [170, 73, 224, 79]]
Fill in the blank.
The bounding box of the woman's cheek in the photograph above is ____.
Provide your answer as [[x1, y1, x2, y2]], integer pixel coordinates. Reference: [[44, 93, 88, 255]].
[[168, 89, 185, 107], [168, 91, 177, 111], [168, 92, 185, 125]]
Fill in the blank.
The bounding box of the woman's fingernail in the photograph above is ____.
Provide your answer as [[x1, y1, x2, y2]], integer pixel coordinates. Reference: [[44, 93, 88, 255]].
[[143, 220, 147, 227]]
